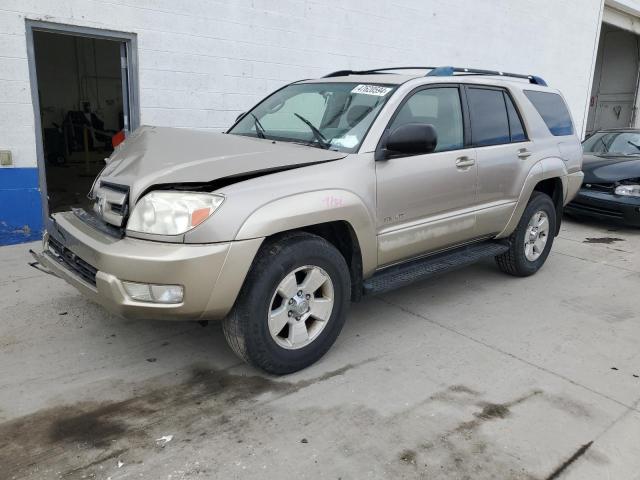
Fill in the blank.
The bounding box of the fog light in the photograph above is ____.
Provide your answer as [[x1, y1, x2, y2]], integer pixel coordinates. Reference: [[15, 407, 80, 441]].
[[122, 281, 184, 304]]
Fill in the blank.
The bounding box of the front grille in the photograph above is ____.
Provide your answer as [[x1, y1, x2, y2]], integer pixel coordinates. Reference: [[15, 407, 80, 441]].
[[94, 181, 130, 227], [100, 181, 129, 193], [110, 204, 124, 215], [48, 236, 98, 286]]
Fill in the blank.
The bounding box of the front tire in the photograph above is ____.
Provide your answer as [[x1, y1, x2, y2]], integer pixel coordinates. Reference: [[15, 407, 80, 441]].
[[223, 232, 351, 375], [496, 191, 556, 277]]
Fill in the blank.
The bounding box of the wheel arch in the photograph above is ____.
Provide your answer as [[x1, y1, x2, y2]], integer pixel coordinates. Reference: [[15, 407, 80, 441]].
[[262, 221, 365, 302], [497, 158, 568, 238], [533, 177, 564, 235], [234, 189, 376, 297]]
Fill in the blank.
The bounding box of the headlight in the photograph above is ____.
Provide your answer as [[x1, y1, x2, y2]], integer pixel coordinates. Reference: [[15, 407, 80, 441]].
[[127, 191, 224, 235], [614, 184, 640, 197]]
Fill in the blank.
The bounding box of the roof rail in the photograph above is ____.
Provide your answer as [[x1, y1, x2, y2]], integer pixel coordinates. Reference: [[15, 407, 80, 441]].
[[322, 66, 547, 86], [426, 66, 547, 86], [323, 67, 436, 78]]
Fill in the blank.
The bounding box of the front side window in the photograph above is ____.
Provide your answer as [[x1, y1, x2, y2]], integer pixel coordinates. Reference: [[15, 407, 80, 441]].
[[524, 90, 574, 136], [228, 82, 397, 152], [389, 87, 464, 152], [467, 88, 511, 147]]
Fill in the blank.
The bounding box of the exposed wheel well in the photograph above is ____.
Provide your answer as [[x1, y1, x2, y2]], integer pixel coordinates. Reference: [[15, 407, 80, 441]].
[[266, 221, 364, 302], [533, 177, 563, 235]]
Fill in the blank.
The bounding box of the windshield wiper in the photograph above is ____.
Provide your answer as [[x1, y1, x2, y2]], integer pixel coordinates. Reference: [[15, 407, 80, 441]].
[[596, 136, 608, 151], [627, 140, 640, 152], [288, 140, 330, 150], [293, 113, 330, 149], [251, 113, 267, 139]]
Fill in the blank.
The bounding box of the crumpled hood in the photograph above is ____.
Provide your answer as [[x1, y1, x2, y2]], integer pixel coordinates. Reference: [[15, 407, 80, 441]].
[[95, 126, 347, 202], [582, 154, 640, 183]]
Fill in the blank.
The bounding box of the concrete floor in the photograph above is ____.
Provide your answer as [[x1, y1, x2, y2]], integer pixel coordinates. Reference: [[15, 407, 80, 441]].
[[0, 217, 639, 480]]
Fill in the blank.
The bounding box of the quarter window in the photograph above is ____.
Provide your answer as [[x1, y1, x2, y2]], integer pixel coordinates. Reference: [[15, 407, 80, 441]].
[[467, 88, 510, 147], [524, 90, 574, 136], [389, 87, 464, 152]]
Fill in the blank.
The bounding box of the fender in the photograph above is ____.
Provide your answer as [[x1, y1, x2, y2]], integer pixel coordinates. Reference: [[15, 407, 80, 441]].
[[235, 189, 378, 276], [496, 157, 568, 238]]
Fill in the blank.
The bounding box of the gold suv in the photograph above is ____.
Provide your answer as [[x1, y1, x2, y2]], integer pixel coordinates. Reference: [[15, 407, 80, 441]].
[[33, 66, 584, 374]]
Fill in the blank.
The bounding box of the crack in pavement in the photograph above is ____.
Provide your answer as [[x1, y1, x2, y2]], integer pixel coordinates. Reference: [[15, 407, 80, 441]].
[[544, 441, 594, 480]]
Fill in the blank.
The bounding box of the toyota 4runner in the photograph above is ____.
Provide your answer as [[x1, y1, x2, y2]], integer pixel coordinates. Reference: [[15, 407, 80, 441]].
[[32, 66, 584, 374]]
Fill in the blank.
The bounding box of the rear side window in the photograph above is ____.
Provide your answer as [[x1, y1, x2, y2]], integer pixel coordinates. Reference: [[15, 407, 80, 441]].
[[467, 88, 510, 146], [524, 90, 574, 136]]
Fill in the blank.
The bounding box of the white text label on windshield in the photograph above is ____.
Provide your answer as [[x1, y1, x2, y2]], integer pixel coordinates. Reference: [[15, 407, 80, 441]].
[[351, 84, 393, 96]]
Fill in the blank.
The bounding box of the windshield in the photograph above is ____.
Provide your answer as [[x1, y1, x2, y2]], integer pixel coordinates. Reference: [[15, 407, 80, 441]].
[[583, 131, 640, 156], [227, 82, 397, 152]]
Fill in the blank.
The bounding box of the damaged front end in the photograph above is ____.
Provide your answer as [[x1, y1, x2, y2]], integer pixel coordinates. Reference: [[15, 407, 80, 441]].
[[78, 125, 345, 243], [29, 125, 347, 320]]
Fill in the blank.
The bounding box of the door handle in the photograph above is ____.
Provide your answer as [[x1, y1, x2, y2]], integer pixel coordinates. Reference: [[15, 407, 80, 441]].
[[517, 148, 532, 159], [455, 156, 475, 169]]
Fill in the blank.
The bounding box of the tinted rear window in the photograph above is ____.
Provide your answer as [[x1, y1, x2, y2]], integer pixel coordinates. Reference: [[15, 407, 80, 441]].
[[467, 88, 510, 147], [524, 90, 573, 136]]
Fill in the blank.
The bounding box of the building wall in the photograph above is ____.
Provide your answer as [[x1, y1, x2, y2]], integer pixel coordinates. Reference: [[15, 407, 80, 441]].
[[0, 0, 605, 244]]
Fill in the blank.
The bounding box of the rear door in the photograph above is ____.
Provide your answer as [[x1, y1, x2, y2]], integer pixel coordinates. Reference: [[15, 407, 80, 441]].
[[465, 86, 531, 236], [375, 85, 478, 266]]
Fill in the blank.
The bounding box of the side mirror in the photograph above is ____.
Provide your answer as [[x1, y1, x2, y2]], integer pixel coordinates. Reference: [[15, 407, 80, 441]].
[[384, 123, 438, 158]]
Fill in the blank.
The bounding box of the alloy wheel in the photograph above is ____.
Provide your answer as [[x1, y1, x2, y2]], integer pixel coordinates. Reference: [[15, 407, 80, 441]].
[[524, 210, 550, 261], [268, 265, 334, 350]]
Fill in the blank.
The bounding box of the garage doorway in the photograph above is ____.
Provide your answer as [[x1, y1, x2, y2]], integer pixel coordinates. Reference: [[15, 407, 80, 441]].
[[26, 21, 139, 217], [586, 23, 640, 135]]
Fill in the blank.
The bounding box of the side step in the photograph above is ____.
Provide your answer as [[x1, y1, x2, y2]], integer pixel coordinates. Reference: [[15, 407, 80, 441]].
[[363, 240, 509, 296]]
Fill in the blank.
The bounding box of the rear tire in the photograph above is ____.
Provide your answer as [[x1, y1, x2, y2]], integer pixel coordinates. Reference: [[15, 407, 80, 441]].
[[222, 232, 351, 375], [496, 191, 556, 277]]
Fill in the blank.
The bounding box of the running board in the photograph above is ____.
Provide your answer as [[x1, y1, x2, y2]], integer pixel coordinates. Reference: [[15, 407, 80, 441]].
[[363, 241, 509, 296]]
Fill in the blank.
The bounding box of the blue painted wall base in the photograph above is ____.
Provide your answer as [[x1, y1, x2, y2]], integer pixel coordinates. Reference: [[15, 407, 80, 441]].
[[0, 168, 43, 246]]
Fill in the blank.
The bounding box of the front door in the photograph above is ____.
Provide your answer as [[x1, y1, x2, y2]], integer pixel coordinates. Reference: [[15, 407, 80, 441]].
[[375, 85, 478, 266]]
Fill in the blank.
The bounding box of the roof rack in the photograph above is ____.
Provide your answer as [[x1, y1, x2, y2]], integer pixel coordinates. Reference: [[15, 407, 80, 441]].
[[323, 66, 547, 86], [426, 66, 547, 86], [323, 67, 436, 78]]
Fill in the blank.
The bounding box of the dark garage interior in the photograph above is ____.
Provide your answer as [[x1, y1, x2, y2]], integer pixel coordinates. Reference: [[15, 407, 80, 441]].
[[33, 31, 125, 213]]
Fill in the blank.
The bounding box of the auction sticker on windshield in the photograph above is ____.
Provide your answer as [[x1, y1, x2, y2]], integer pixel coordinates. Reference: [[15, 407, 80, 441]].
[[351, 84, 393, 96]]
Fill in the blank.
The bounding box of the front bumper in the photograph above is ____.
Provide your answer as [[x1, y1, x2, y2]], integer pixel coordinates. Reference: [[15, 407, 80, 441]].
[[565, 188, 640, 227], [35, 211, 263, 321]]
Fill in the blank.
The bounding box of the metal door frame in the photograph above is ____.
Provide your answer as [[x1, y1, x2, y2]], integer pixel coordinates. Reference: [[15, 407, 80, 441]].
[[25, 20, 139, 222]]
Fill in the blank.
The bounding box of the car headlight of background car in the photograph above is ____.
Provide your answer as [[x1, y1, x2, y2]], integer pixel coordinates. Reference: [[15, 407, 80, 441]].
[[127, 191, 225, 235], [614, 183, 640, 197]]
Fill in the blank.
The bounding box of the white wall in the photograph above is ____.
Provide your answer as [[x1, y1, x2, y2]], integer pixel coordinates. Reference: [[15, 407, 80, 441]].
[[0, 0, 605, 170]]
